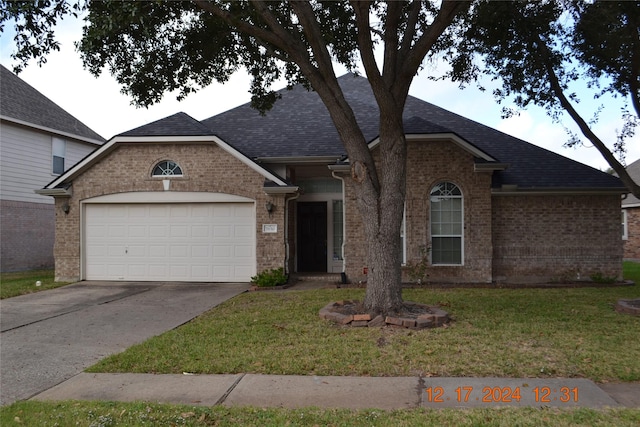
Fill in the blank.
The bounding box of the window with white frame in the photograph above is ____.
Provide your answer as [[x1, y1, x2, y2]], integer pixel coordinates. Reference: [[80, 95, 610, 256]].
[[430, 182, 463, 265], [622, 210, 628, 240], [52, 137, 66, 175], [152, 160, 183, 176]]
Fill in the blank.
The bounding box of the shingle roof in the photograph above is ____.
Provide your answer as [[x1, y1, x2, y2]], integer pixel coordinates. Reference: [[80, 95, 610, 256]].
[[0, 65, 104, 144], [201, 74, 623, 190], [119, 112, 214, 137]]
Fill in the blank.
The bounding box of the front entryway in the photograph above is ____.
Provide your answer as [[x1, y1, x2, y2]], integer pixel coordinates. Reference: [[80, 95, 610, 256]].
[[297, 202, 327, 272]]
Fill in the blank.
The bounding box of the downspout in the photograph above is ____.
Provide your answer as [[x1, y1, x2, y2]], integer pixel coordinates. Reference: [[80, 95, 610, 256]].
[[331, 170, 347, 278]]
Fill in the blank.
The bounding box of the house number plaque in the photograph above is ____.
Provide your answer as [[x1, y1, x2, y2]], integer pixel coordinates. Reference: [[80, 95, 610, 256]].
[[262, 224, 278, 233]]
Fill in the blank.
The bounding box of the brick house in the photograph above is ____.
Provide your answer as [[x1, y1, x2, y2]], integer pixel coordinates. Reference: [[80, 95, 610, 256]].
[[38, 74, 626, 284], [622, 158, 640, 260], [1, 65, 104, 272]]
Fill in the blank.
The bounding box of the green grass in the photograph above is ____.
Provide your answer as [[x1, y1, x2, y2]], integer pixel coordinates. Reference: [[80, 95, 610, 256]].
[[0, 269, 71, 299], [1, 265, 639, 423], [1, 401, 639, 426], [88, 283, 640, 381]]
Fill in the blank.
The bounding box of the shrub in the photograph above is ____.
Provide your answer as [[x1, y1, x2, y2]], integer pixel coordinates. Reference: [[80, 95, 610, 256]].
[[251, 267, 288, 287]]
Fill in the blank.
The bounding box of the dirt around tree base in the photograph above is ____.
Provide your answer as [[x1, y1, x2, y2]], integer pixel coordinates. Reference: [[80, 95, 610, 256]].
[[319, 300, 449, 329], [616, 299, 640, 316]]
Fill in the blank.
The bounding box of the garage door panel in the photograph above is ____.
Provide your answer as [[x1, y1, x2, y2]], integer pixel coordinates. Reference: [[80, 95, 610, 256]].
[[191, 245, 209, 258], [85, 202, 255, 282], [149, 226, 167, 238], [170, 225, 189, 237], [108, 225, 126, 237], [234, 225, 252, 238], [191, 225, 210, 237], [235, 245, 253, 257], [128, 225, 147, 238], [149, 206, 168, 217], [149, 245, 167, 257]]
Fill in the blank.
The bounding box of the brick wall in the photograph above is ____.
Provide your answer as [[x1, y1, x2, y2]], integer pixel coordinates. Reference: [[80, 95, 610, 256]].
[[624, 207, 640, 259], [340, 138, 622, 284], [53, 143, 286, 281], [0, 200, 54, 271], [492, 194, 622, 283], [342, 139, 494, 284]]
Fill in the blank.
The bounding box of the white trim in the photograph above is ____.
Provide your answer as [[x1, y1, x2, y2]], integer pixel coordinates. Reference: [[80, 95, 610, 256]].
[[82, 192, 254, 204], [622, 203, 640, 209], [80, 199, 257, 281], [44, 135, 289, 190], [493, 189, 626, 196], [256, 156, 343, 164], [368, 133, 497, 162], [263, 186, 300, 195], [430, 181, 464, 266], [0, 115, 104, 146]]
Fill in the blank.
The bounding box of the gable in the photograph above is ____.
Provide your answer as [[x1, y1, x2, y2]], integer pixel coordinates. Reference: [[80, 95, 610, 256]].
[[37, 112, 292, 195]]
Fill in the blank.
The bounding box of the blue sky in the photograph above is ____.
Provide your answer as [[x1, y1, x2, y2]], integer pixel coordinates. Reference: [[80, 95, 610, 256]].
[[1, 13, 637, 171]]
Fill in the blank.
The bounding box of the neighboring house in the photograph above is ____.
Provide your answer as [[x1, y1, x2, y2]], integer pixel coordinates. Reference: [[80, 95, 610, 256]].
[[622, 158, 640, 260], [38, 74, 626, 284], [0, 65, 104, 272]]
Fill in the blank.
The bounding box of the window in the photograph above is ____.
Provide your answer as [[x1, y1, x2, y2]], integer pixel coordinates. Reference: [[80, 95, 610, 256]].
[[430, 182, 463, 264], [152, 160, 183, 176], [52, 138, 66, 175], [622, 210, 628, 240]]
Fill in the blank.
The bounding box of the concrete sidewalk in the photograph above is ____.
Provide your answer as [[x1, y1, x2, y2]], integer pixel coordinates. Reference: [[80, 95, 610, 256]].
[[31, 373, 640, 409]]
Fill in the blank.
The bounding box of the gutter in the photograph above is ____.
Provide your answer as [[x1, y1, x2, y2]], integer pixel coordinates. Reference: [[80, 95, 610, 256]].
[[255, 156, 343, 164], [492, 186, 628, 196]]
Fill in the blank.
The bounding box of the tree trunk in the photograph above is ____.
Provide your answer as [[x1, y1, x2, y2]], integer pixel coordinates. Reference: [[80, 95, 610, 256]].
[[357, 106, 407, 314]]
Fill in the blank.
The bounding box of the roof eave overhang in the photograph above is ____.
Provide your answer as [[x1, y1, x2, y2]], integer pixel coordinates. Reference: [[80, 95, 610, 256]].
[[263, 186, 300, 195], [255, 156, 343, 164], [475, 162, 509, 172], [492, 187, 628, 196], [34, 187, 72, 197], [44, 134, 289, 190], [1, 115, 104, 146], [328, 164, 351, 173], [368, 133, 498, 162]]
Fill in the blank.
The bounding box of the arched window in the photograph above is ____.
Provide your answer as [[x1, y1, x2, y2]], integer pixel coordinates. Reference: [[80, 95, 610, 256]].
[[430, 182, 463, 265], [152, 160, 183, 177]]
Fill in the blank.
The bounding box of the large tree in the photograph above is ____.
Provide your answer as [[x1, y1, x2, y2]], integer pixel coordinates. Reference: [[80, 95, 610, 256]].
[[444, 0, 640, 196], [0, 0, 470, 314]]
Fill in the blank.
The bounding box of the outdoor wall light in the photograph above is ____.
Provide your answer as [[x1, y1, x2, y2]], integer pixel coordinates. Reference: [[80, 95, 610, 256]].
[[265, 201, 274, 213], [62, 202, 70, 214]]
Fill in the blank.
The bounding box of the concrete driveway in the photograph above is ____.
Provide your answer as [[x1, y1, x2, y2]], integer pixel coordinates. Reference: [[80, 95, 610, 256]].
[[0, 281, 248, 406]]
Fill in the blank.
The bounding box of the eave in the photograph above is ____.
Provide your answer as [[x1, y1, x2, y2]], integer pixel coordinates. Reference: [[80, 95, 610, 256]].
[[1, 115, 104, 146]]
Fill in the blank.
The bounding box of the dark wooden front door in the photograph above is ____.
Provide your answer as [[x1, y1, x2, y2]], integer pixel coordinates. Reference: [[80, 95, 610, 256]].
[[297, 202, 327, 272]]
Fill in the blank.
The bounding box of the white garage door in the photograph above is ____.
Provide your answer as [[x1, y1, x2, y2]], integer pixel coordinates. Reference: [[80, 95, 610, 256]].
[[85, 203, 255, 282]]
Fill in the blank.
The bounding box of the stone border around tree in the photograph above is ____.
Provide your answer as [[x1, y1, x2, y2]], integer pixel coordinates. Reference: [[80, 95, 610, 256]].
[[319, 300, 449, 329], [615, 298, 640, 316]]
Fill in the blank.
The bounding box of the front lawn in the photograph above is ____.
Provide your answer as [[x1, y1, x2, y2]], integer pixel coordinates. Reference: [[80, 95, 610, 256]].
[[0, 270, 70, 299], [1, 401, 639, 427], [89, 282, 640, 382]]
